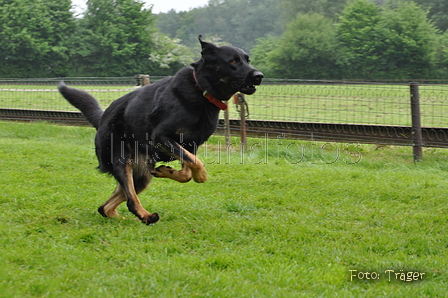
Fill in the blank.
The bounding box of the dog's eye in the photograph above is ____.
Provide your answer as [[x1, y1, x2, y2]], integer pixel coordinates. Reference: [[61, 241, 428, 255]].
[[231, 61, 238, 65]]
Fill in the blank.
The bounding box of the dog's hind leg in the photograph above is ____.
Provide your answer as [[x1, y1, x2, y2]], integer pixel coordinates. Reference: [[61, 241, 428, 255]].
[[114, 162, 159, 224], [98, 185, 126, 218], [98, 171, 153, 220]]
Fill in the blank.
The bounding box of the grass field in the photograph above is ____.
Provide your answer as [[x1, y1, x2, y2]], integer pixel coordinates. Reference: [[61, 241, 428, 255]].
[[2, 82, 448, 127], [0, 84, 135, 112], [0, 120, 447, 297]]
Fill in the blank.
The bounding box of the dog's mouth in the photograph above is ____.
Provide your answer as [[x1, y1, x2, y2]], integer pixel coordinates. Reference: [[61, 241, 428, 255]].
[[238, 85, 258, 95], [237, 70, 263, 95]]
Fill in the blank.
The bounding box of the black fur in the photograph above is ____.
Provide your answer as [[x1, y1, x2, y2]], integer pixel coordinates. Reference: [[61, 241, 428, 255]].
[[58, 82, 103, 129], [58, 35, 263, 224]]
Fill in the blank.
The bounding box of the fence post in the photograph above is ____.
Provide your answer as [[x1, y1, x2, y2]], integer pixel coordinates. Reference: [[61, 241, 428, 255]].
[[240, 97, 247, 150], [224, 101, 230, 147], [135, 74, 150, 86], [410, 82, 423, 162], [233, 93, 247, 150]]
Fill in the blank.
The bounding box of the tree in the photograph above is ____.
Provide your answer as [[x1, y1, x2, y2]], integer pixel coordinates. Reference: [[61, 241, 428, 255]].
[[433, 31, 448, 78], [336, 0, 383, 78], [378, 1, 438, 78], [337, 0, 438, 79], [147, 33, 193, 72], [155, 9, 182, 39], [157, 0, 282, 53], [264, 13, 341, 79], [410, 0, 448, 31], [0, 0, 75, 77], [74, 0, 155, 76], [73, 0, 191, 76], [250, 35, 280, 76], [280, 0, 348, 21]]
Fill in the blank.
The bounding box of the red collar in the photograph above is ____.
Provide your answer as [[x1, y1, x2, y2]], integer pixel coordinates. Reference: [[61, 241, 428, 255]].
[[192, 71, 228, 110]]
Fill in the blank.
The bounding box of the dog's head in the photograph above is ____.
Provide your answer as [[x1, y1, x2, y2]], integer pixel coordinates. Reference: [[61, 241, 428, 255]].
[[191, 35, 263, 97]]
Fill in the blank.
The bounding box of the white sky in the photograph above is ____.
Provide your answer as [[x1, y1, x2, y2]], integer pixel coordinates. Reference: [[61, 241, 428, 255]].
[[71, 0, 210, 14]]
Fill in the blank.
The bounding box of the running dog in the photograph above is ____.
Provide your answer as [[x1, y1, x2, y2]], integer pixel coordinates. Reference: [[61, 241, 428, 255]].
[[58, 35, 263, 224]]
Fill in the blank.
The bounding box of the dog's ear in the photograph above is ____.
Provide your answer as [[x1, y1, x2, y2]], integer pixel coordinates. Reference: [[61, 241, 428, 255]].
[[198, 34, 217, 56]]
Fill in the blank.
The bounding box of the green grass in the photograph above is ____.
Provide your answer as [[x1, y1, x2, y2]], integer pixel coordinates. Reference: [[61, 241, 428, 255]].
[[0, 121, 447, 297], [2, 83, 448, 127], [0, 84, 135, 111]]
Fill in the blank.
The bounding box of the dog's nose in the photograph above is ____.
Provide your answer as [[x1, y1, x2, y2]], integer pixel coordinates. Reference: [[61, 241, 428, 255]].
[[253, 70, 264, 84]]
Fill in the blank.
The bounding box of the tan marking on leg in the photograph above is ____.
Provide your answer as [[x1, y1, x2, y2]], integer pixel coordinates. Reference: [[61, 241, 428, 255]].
[[181, 150, 207, 183], [158, 140, 207, 183], [99, 185, 126, 218], [151, 163, 192, 183], [123, 163, 159, 224]]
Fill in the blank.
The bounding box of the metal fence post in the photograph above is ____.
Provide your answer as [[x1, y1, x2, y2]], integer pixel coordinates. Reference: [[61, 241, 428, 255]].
[[410, 82, 423, 162]]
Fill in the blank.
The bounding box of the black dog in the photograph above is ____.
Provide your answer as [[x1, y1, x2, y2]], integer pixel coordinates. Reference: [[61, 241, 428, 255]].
[[58, 35, 263, 224]]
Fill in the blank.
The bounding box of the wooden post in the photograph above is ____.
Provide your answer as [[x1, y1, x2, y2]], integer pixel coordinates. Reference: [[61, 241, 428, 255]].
[[233, 93, 247, 150], [135, 74, 150, 86], [224, 101, 230, 147], [410, 82, 422, 162], [240, 96, 247, 150]]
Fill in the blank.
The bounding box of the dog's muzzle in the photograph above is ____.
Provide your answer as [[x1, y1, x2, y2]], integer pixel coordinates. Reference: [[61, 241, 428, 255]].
[[239, 70, 264, 95]]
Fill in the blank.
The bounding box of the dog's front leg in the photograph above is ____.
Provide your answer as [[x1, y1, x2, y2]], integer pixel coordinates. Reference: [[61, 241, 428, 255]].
[[179, 148, 207, 183], [151, 163, 192, 183], [153, 136, 207, 183]]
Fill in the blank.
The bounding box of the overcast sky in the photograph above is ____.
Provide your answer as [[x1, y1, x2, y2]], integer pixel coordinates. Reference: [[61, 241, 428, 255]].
[[71, 0, 210, 14]]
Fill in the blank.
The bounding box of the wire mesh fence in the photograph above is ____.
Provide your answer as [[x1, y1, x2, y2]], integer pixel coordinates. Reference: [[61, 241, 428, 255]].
[[0, 77, 165, 111], [225, 80, 448, 128], [1, 77, 448, 127], [1, 77, 448, 154]]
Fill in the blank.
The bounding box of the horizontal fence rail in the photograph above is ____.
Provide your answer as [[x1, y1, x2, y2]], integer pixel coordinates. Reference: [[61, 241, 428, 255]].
[[1, 77, 448, 160], [2, 109, 448, 149], [215, 119, 448, 148]]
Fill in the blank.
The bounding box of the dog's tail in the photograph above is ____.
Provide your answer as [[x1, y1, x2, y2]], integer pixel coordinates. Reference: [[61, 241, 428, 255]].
[[58, 82, 103, 129]]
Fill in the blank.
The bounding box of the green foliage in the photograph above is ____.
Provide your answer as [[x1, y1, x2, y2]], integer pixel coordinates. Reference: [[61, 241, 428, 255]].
[[0, 0, 75, 77], [280, 0, 348, 21], [378, 1, 439, 78], [337, 0, 443, 79], [2, 0, 448, 79], [257, 14, 341, 79], [249, 35, 280, 77], [337, 0, 383, 78], [71, 0, 191, 76], [1, 121, 448, 296], [252, 0, 448, 80], [412, 0, 448, 31], [433, 31, 448, 77], [147, 33, 193, 71], [157, 0, 282, 52], [156, 0, 448, 80], [0, 0, 192, 78]]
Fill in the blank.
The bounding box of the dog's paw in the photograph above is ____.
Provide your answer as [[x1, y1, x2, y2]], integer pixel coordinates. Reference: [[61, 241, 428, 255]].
[[151, 165, 173, 178], [192, 167, 207, 183], [98, 205, 122, 218], [141, 212, 159, 225]]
